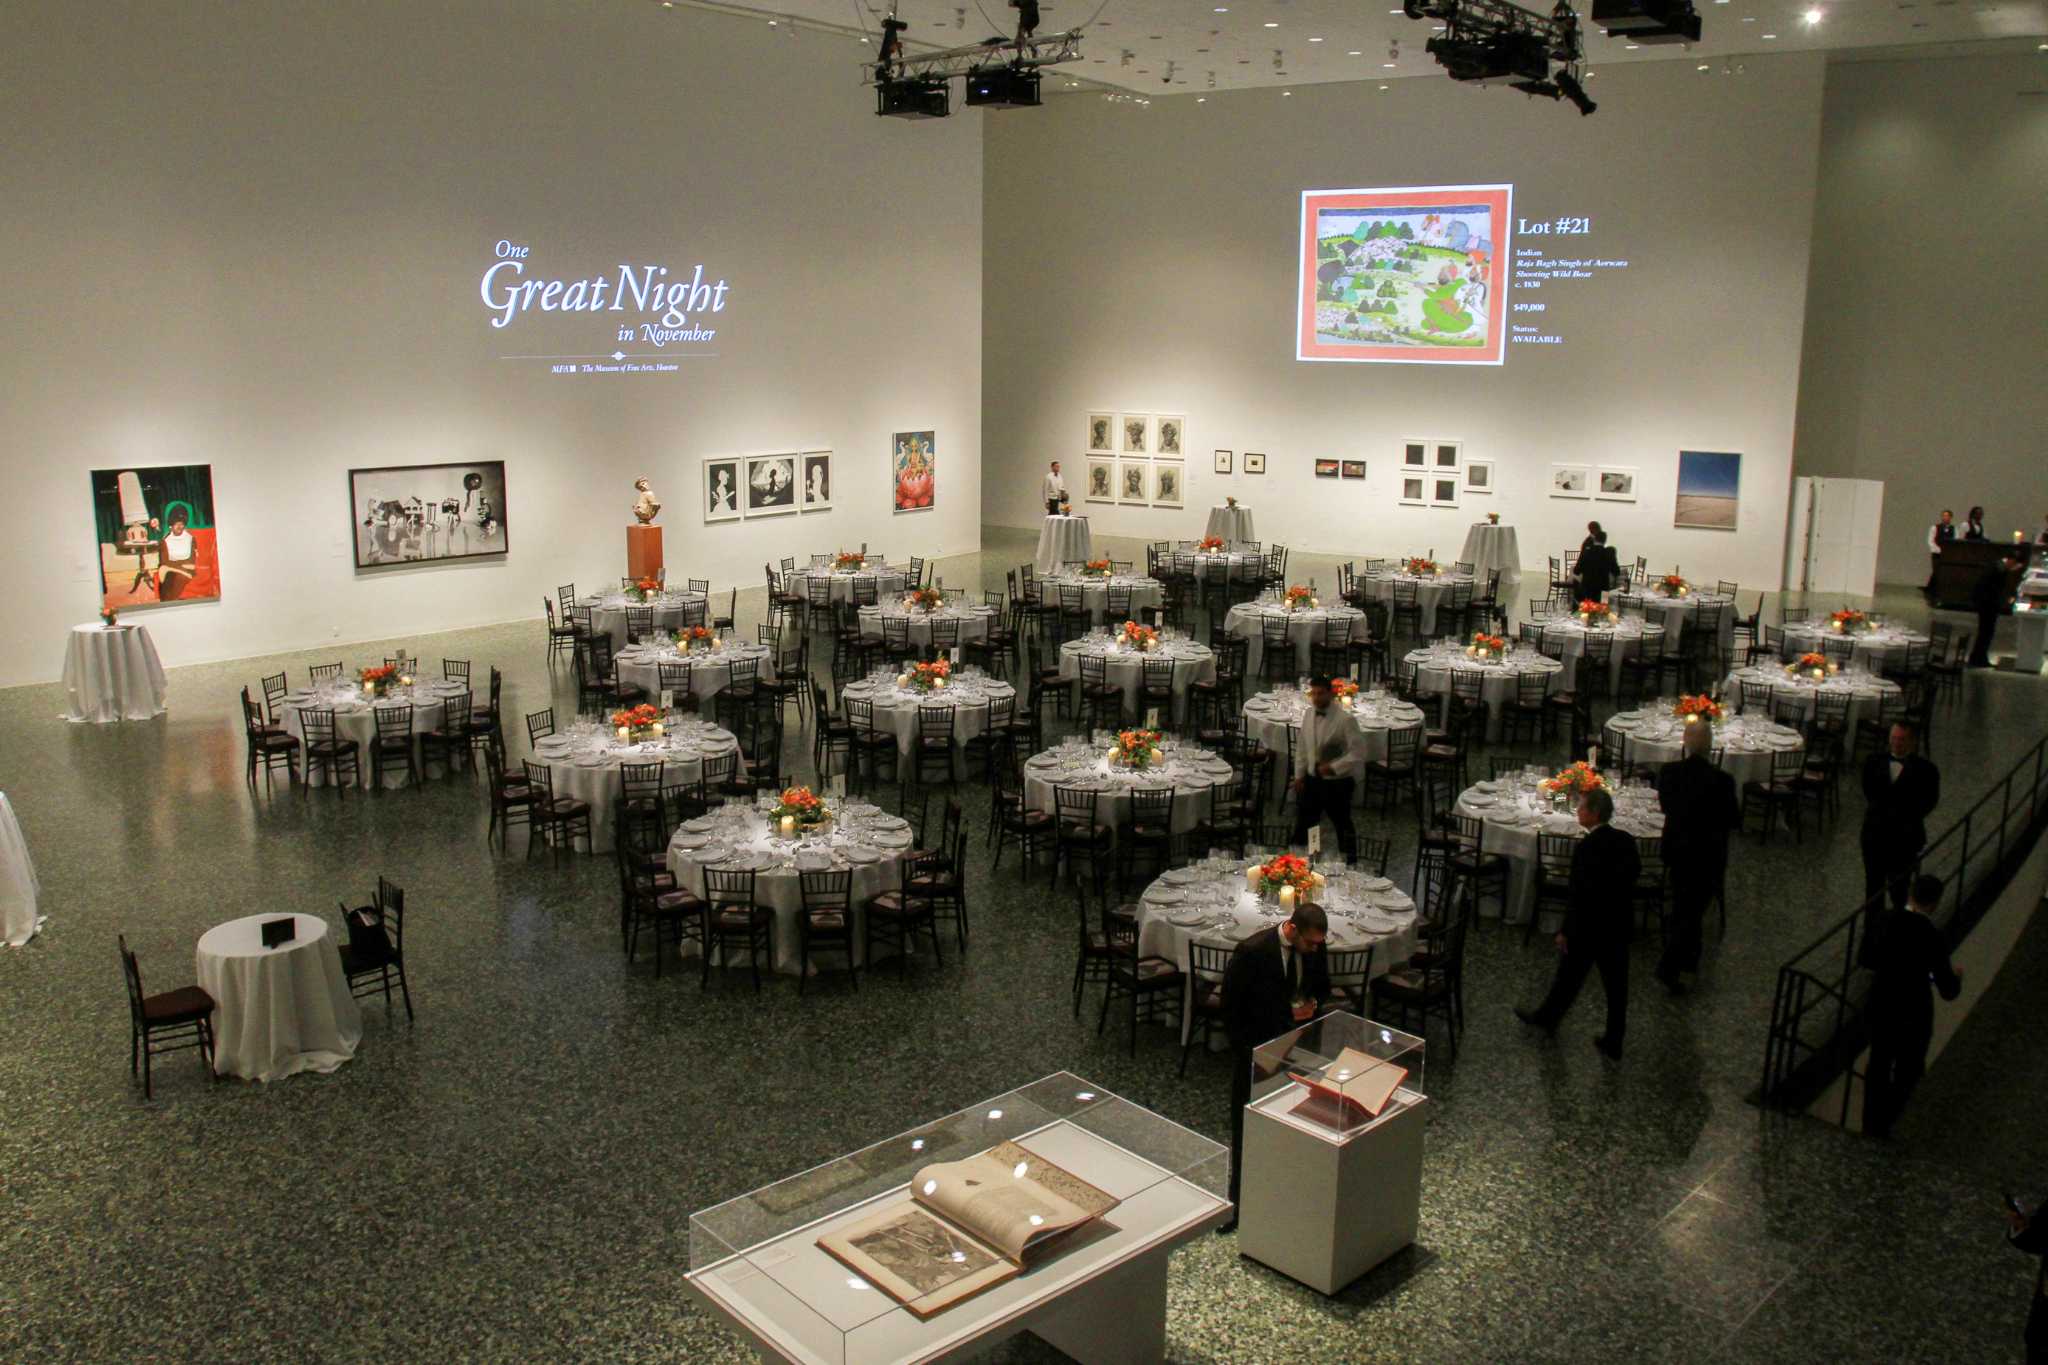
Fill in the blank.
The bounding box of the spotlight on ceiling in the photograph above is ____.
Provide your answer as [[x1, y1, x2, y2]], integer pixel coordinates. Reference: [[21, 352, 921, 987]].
[[867, 2, 1083, 120], [964, 64, 1042, 107], [1403, 0, 1608, 114], [1589, 0, 1703, 44], [876, 75, 952, 118]]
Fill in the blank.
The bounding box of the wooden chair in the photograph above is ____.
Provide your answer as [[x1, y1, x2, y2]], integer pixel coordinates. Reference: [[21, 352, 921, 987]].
[[798, 869, 858, 992], [1053, 785, 1115, 888], [1741, 747, 1807, 843], [522, 760, 592, 859], [1370, 914, 1467, 1057], [484, 745, 534, 848], [1324, 944, 1378, 1017], [298, 707, 360, 791], [242, 687, 299, 787], [702, 867, 773, 991], [1179, 940, 1236, 1074], [339, 878, 412, 1020], [1096, 897, 1183, 1057], [865, 853, 945, 973], [119, 935, 216, 1099]]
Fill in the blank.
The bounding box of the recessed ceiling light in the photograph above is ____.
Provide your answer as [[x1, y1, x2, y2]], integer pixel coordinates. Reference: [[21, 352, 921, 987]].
[[1383, 61, 1398, 66], [1349, 49, 1364, 55], [1282, 89, 1292, 95], [1762, 31, 1777, 38], [1214, 5, 1227, 10], [1625, 42, 1639, 48], [1379, 83, 1390, 90], [1309, 36, 1324, 42], [1198, 96, 1207, 101], [1804, 5, 1823, 21], [1265, 21, 1280, 27], [1697, 62, 1710, 70]]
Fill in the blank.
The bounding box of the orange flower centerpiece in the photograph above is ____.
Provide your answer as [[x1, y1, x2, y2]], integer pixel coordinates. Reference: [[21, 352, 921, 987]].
[[1674, 694, 1724, 725], [1120, 619, 1160, 652], [1329, 677, 1360, 705], [1283, 584, 1317, 610], [673, 624, 716, 653], [904, 585, 944, 614], [834, 550, 866, 571], [1577, 599, 1613, 626], [1246, 851, 1326, 903], [1468, 631, 1508, 660], [1660, 574, 1689, 598], [770, 784, 830, 834], [899, 658, 951, 693], [627, 576, 662, 602], [1829, 609, 1867, 633], [1787, 651, 1834, 680], [1082, 557, 1114, 578], [611, 702, 663, 742], [1197, 535, 1227, 552], [100, 607, 118, 627], [358, 664, 396, 698], [1539, 760, 1609, 808], [1405, 557, 1438, 577], [1107, 728, 1164, 771]]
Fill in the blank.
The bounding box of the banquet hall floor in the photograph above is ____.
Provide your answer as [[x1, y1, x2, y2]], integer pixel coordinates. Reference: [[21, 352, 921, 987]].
[[2, 529, 2044, 1363]]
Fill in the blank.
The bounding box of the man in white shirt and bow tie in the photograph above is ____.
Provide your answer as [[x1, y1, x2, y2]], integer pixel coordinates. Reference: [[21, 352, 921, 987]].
[[1290, 675, 1364, 863], [1041, 461, 1068, 516]]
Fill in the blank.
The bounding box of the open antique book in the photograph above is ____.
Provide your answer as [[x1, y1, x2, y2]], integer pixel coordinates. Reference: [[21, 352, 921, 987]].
[[816, 1139, 1121, 1319], [1288, 1046, 1411, 1132]]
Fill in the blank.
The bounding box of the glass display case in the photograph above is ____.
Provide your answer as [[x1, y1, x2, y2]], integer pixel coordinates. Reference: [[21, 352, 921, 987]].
[[1248, 1012, 1426, 1144], [684, 1072, 1229, 1365]]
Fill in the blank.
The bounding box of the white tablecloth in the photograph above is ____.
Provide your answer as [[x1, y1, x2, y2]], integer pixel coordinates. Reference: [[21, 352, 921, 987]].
[[1458, 523, 1520, 585], [1038, 574, 1165, 626], [1239, 691, 1428, 802], [1058, 638, 1216, 723], [539, 721, 743, 852], [1225, 602, 1366, 677], [2017, 607, 2048, 674], [1723, 666, 1901, 734], [1361, 572, 1476, 637], [666, 805, 915, 974], [195, 912, 362, 1082], [839, 674, 1015, 777], [858, 602, 997, 653], [282, 682, 463, 788], [0, 793, 42, 947], [1602, 711, 1806, 787], [1538, 619, 1666, 694], [1034, 516, 1094, 575], [1022, 744, 1235, 837], [1781, 624, 1929, 672], [1454, 780, 1665, 925], [796, 567, 910, 607], [1612, 591, 1737, 656], [616, 642, 775, 706], [62, 623, 166, 723], [1188, 550, 1266, 593], [1404, 647, 1565, 741], [1205, 506, 1256, 543], [587, 592, 708, 652]]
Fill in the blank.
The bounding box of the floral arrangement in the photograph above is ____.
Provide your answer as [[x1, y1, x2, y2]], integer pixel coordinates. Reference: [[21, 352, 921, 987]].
[[1283, 584, 1317, 610], [899, 658, 951, 693], [1108, 728, 1164, 770], [1468, 631, 1508, 659], [1120, 619, 1159, 652], [1674, 694, 1724, 724], [1082, 557, 1114, 578], [771, 785, 830, 827], [1248, 852, 1326, 899], [1539, 761, 1610, 796], [611, 703, 663, 739], [1577, 599, 1613, 625], [359, 664, 396, 697], [1660, 574, 1689, 597], [673, 624, 716, 652], [627, 576, 662, 602], [1329, 677, 1360, 701], [1197, 535, 1226, 552], [904, 585, 944, 613], [1787, 652, 1834, 679], [1829, 609, 1867, 632], [1405, 557, 1437, 577], [834, 550, 866, 571], [100, 607, 118, 627]]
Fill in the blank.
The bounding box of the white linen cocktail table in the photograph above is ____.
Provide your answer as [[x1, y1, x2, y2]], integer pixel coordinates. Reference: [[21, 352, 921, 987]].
[[194, 912, 361, 1082]]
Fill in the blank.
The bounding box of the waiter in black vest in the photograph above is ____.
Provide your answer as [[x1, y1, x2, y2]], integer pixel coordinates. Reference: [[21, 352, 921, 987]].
[[1860, 718, 1939, 911]]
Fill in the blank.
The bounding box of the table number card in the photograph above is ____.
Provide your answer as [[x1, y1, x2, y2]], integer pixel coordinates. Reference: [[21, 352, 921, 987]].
[[828, 774, 847, 800], [1307, 827, 1322, 857], [951, 647, 962, 666], [659, 689, 675, 710], [1144, 708, 1160, 730]]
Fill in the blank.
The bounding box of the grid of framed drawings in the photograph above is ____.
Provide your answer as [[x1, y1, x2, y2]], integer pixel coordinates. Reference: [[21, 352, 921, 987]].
[[1086, 413, 1185, 508], [1398, 440, 1462, 507]]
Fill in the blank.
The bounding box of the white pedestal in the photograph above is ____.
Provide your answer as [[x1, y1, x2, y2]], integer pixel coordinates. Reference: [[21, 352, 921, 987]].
[[1238, 1086, 1426, 1295], [2014, 608, 2047, 674]]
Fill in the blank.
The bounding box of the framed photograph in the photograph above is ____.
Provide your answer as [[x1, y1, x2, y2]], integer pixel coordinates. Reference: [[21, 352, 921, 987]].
[[892, 430, 935, 513], [1243, 452, 1267, 475], [1675, 450, 1742, 530], [799, 451, 833, 513], [1434, 442, 1461, 470], [1596, 466, 1637, 503], [347, 461, 506, 570], [1550, 464, 1591, 499], [1340, 460, 1367, 480], [1402, 441, 1427, 469], [1463, 458, 1494, 493], [1151, 461, 1185, 508], [92, 464, 223, 608], [1087, 413, 1114, 455], [1155, 415, 1186, 458], [1214, 449, 1233, 475], [744, 454, 799, 518], [1431, 475, 1461, 508], [1117, 459, 1149, 505], [1120, 414, 1150, 455], [1314, 458, 1340, 479], [1399, 475, 1427, 507], [703, 456, 741, 523], [1085, 457, 1116, 504]]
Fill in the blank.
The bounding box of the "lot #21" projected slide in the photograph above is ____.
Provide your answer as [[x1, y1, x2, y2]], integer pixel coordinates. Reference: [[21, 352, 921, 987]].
[[1297, 185, 1513, 366]]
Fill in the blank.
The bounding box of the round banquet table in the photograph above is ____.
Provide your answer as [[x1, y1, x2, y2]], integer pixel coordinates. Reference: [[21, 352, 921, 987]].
[[1, 792, 43, 947], [1034, 515, 1094, 575], [1188, 549, 1266, 595], [858, 601, 997, 652], [1038, 573, 1165, 625], [1724, 665, 1902, 734], [1453, 777, 1666, 925], [1781, 623, 1929, 672], [795, 565, 909, 607], [62, 623, 166, 723], [1360, 571, 1476, 637], [536, 719, 744, 853], [1204, 505, 1256, 543], [1225, 601, 1366, 678], [1021, 740, 1235, 838], [587, 591, 709, 653], [1538, 618, 1666, 695], [1134, 860, 1419, 1042], [195, 912, 362, 1082], [1239, 689, 1428, 803], [1457, 522, 1521, 586], [1611, 589, 1737, 656], [1403, 645, 1565, 741], [616, 641, 775, 707], [1058, 636, 1216, 723], [666, 802, 915, 974], [838, 670, 1015, 778], [281, 680, 465, 788], [1602, 710, 1806, 786]]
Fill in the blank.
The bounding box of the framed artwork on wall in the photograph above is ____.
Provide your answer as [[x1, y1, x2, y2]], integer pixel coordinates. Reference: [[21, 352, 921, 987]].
[[799, 451, 833, 513], [1243, 452, 1267, 475], [1152, 461, 1185, 508], [744, 454, 798, 518], [1399, 475, 1426, 507], [703, 456, 741, 523], [1434, 441, 1462, 470], [1087, 413, 1114, 455], [1314, 458, 1340, 479], [1431, 474, 1461, 508], [1340, 460, 1367, 480], [92, 463, 224, 608], [1675, 450, 1742, 530], [347, 461, 506, 570], [1117, 459, 1149, 505], [1155, 415, 1186, 458], [1085, 457, 1116, 503], [1120, 414, 1150, 455], [1402, 441, 1427, 469], [892, 430, 935, 513], [1550, 465, 1591, 499], [1463, 458, 1494, 493], [1596, 466, 1637, 502], [1214, 449, 1233, 475]]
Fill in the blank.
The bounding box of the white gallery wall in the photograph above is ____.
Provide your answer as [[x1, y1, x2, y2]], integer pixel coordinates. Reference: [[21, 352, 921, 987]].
[[981, 56, 1827, 591], [1791, 52, 2048, 586], [0, 0, 982, 688]]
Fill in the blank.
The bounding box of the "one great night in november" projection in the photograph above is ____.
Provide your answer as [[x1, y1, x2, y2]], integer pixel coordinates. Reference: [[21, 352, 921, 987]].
[[479, 238, 734, 376]]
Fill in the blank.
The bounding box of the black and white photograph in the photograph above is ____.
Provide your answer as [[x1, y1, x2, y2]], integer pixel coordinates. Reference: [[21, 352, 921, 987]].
[[1086, 412, 1114, 454], [1155, 414, 1185, 458], [1118, 458, 1149, 504], [1551, 464, 1592, 499], [1340, 460, 1367, 480], [1434, 441, 1462, 469], [348, 461, 507, 569], [800, 451, 832, 513], [702, 456, 741, 523], [1596, 466, 1638, 502], [1243, 452, 1266, 475], [1120, 414, 1149, 455], [1085, 457, 1116, 503], [1464, 458, 1494, 493], [745, 454, 798, 518], [1400, 475, 1426, 506], [1214, 449, 1232, 475], [1152, 461, 1184, 508], [1403, 441, 1427, 469], [1431, 475, 1461, 507]]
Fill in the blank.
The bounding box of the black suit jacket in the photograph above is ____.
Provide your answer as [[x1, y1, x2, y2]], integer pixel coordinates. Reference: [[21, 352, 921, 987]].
[[1863, 907, 1960, 1042], [1655, 755, 1739, 877], [1563, 822, 1640, 952], [1222, 926, 1331, 1052], [1575, 541, 1617, 599], [1860, 752, 1939, 850]]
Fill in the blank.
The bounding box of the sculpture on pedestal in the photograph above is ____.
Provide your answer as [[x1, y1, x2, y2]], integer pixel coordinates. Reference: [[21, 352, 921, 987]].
[[632, 478, 662, 525]]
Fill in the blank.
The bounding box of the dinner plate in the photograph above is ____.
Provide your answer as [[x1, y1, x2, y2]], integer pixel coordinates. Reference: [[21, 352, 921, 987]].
[[682, 817, 717, 832], [1361, 877, 1394, 892], [1167, 908, 1206, 927], [1359, 913, 1400, 933], [1162, 867, 1204, 885], [672, 834, 711, 849], [1146, 889, 1185, 906], [842, 846, 882, 864], [1464, 795, 1495, 808], [575, 755, 609, 768]]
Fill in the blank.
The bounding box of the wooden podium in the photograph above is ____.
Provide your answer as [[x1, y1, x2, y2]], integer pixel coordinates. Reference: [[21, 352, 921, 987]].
[[1930, 540, 2020, 611], [626, 525, 663, 580]]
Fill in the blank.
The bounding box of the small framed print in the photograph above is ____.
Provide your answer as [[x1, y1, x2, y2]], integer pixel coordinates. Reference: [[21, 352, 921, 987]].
[[1084, 457, 1116, 504], [1151, 461, 1184, 508], [703, 456, 742, 523], [1117, 458, 1149, 505], [1402, 441, 1428, 469], [1243, 452, 1267, 475], [1340, 460, 1367, 480], [1314, 458, 1340, 479], [1431, 475, 1461, 508], [1087, 413, 1114, 455], [744, 453, 799, 518], [1463, 458, 1494, 494], [1399, 475, 1427, 507], [1214, 449, 1233, 475], [1120, 414, 1150, 455], [1596, 466, 1638, 502], [1434, 441, 1461, 470], [1155, 415, 1186, 458], [1551, 464, 1592, 499], [799, 451, 832, 513]]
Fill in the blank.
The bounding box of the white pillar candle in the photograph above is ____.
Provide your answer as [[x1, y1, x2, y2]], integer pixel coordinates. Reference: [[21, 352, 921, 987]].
[[616, 725, 630, 741], [780, 815, 796, 838], [1246, 866, 1261, 892], [1280, 885, 1296, 912]]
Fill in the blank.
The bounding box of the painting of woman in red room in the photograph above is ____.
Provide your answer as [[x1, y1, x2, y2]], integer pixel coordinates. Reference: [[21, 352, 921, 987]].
[[90, 465, 222, 611]]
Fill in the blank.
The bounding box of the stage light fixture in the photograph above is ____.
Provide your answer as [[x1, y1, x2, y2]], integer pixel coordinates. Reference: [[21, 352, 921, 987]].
[[876, 75, 952, 118], [866, 3, 1083, 120], [1590, 0, 1702, 44], [1403, 0, 1629, 113], [964, 64, 1041, 107]]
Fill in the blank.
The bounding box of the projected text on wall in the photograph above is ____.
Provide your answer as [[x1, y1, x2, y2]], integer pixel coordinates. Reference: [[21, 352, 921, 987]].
[[479, 239, 733, 376]]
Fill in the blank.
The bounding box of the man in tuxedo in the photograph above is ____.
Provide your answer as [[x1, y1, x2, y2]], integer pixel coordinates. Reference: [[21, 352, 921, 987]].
[[1859, 875, 1961, 1139], [1290, 676, 1364, 862], [1968, 553, 2021, 667], [1572, 524, 1619, 602], [1861, 719, 1939, 911], [1654, 720, 1739, 994], [1219, 902, 1330, 1229], [1517, 787, 1640, 1059]]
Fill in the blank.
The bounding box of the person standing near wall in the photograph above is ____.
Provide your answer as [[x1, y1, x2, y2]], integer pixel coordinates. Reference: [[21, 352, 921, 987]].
[[1926, 508, 1957, 593]]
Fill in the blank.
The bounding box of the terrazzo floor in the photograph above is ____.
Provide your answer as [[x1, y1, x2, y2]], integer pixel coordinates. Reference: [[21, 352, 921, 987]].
[[2, 525, 2043, 1363]]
